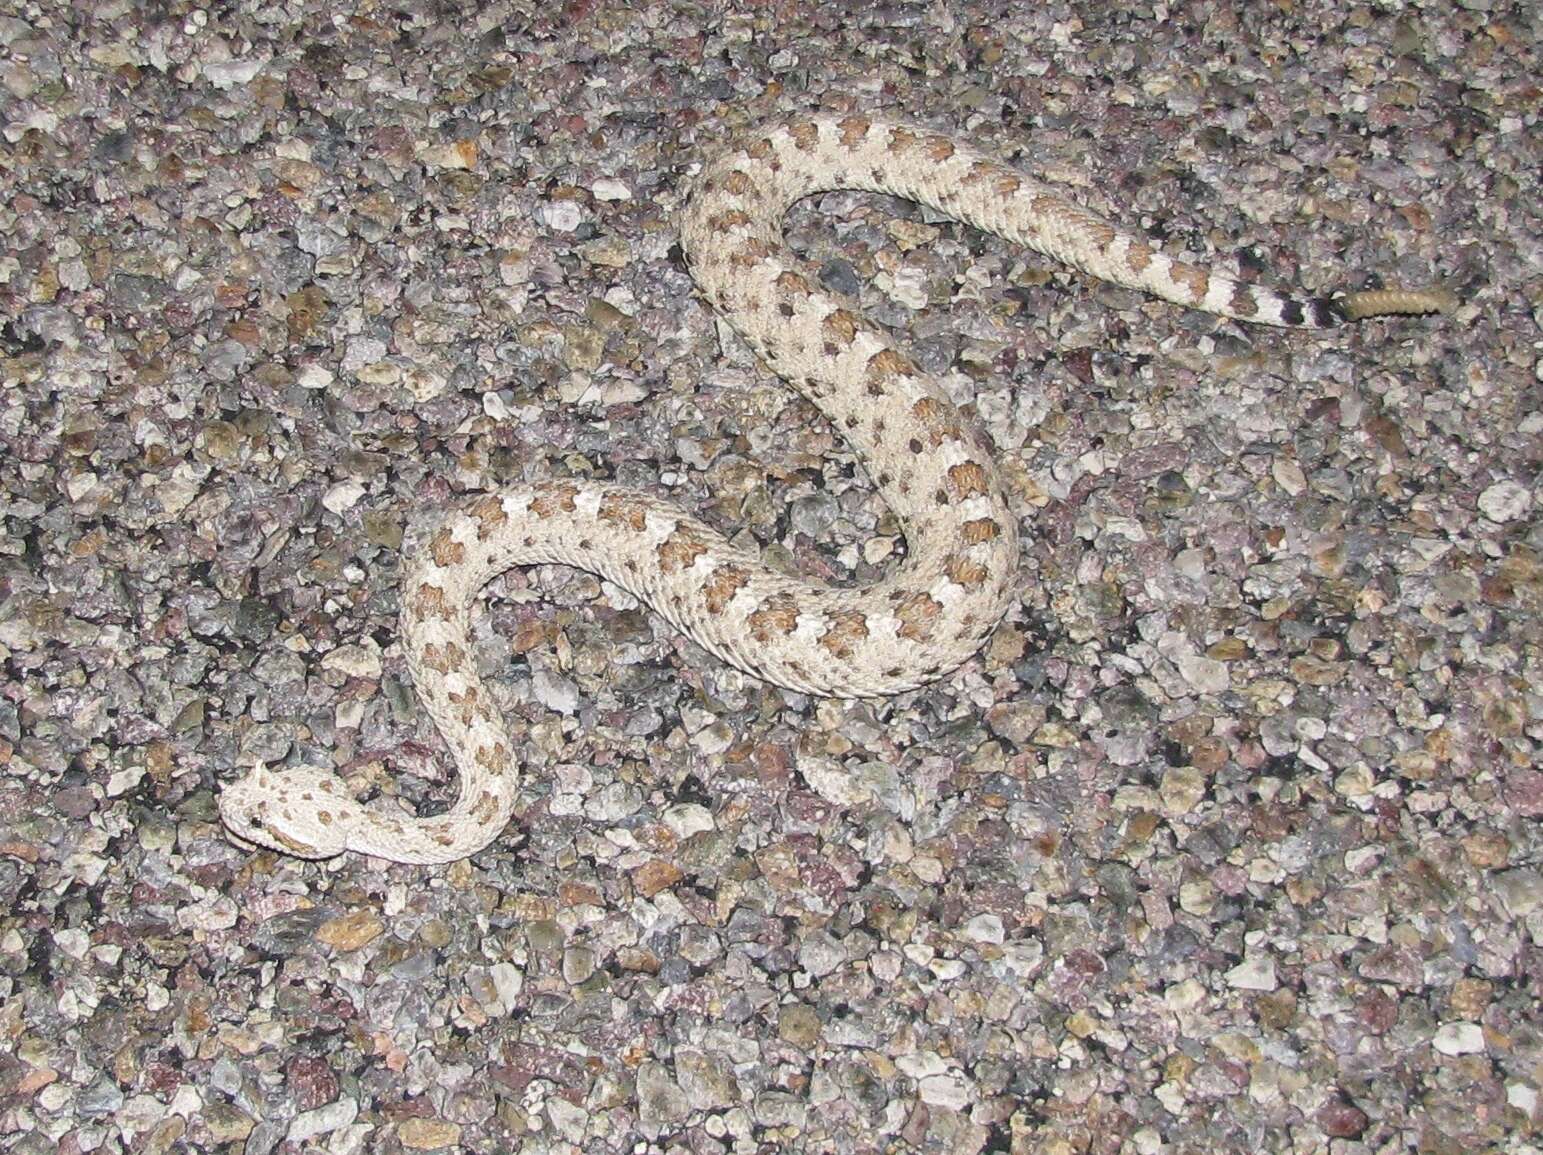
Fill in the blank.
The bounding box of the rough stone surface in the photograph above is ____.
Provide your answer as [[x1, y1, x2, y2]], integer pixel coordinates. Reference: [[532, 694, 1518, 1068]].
[[0, 3, 1536, 1153]]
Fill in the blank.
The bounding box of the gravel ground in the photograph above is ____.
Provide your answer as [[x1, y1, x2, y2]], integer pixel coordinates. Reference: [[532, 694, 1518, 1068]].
[[2, 2, 1539, 1152]]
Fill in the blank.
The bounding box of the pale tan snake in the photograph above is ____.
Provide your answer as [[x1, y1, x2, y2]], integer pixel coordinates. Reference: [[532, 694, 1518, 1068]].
[[218, 114, 1448, 863]]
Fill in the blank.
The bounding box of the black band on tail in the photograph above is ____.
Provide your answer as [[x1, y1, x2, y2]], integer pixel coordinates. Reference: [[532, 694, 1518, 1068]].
[[1311, 296, 1351, 327]]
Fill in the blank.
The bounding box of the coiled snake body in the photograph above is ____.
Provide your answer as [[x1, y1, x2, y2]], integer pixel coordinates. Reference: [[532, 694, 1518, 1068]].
[[219, 115, 1447, 863]]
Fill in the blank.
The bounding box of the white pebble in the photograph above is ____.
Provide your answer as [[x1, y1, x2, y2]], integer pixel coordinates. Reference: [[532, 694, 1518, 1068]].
[[1433, 1021, 1485, 1056], [541, 199, 583, 232], [1225, 954, 1277, 991], [532, 669, 580, 715], [107, 766, 145, 797], [896, 1052, 947, 1079], [917, 1073, 971, 1110], [591, 178, 631, 201], [1273, 457, 1307, 496], [662, 803, 715, 840], [53, 928, 91, 960], [797, 754, 874, 807], [288, 1098, 359, 1143], [321, 641, 382, 679], [877, 266, 929, 309], [1478, 479, 1531, 523], [962, 913, 1004, 944], [798, 931, 845, 978], [203, 57, 265, 89], [489, 961, 524, 1010], [1507, 1082, 1537, 1116], [322, 479, 367, 515], [1177, 651, 1229, 694]]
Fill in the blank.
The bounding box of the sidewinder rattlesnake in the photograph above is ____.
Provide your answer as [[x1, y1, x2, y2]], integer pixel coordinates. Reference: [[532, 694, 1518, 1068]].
[[218, 114, 1448, 863]]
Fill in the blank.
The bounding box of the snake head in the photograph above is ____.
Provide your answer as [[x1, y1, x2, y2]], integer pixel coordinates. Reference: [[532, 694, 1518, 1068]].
[[218, 766, 353, 859]]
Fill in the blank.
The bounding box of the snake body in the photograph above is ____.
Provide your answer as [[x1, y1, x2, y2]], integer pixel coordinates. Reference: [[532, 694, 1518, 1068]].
[[218, 115, 1447, 863]]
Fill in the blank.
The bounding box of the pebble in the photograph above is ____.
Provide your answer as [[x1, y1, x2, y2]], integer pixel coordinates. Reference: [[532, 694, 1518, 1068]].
[[1432, 1022, 1485, 1056], [562, 946, 597, 984], [545, 1097, 588, 1142], [675, 1050, 737, 1110], [662, 802, 715, 839], [917, 1073, 971, 1110], [797, 753, 875, 807], [636, 1063, 690, 1129], [1159, 766, 1205, 815], [316, 911, 384, 952], [398, 1118, 463, 1149], [591, 177, 631, 201], [540, 199, 583, 232], [531, 669, 580, 714], [777, 1003, 822, 1048], [289, 1099, 358, 1143], [1225, 955, 1278, 991], [321, 641, 382, 679], [961, 913, 1004, 944], [1477, 479, 1531, 522], [322, 479, 367, 515], [633, 858, 684, 898], [798, 931, 847, 978], [1492, 869, 1540, 918], [297, 364, 334, 389], [1175, 651, 1229, 694]]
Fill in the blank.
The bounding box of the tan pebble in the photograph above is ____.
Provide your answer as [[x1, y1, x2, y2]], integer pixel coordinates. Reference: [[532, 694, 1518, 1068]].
[[316, 911, 385, 952]]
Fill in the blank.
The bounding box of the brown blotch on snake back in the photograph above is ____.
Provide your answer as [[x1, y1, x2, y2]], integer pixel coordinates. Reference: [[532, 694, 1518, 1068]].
[[658, 529, 709, 575], [1037, 195, 1115, 247], [728, 237, 776, 269], [894, 591, 944, 642], [1126, 242, 1155, 273], [748, 593, 801, 643], [923, 137, 956, 163], [448, 686, 482, 726], [710, 208, 752, 231], [947, 463, 991, 501], [786, 121, 820, 150], [529, 483, 580, 520], [598, 492, 649, 531], [823, 309, 859, 346], [865, 348, 910, 392], [475, 742, 510, 770], [412, 583, 456, 621], [776, 270, 813, 296], [837, 115, 871, 148], [704, 564, 751, 614], [819, 610, 871, 659], [1171, 263, 1211, 303], [467, 495, 509, 540], [962, 518, 1002, 544], [912, 397, 966, 446], [419, 641, 467, 674], [946, 555, 991, 589], [961, 162, 995, 186], [430, 529, 465, 567]]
